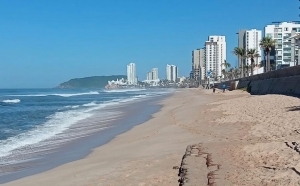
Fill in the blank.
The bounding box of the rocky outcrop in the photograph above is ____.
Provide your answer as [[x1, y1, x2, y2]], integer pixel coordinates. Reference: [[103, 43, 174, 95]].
[[56, 75, 126, 89]]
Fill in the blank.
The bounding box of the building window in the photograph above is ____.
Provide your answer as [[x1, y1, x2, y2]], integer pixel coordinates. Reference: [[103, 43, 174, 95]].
[[266, 33, 272, 38], [284, 27, 288, 31]]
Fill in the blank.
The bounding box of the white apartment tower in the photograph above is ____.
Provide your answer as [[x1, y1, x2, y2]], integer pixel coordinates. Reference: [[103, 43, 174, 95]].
[[237, 29, 262, 67], [166, 64, 178, 82], [192, 49, 205, 81], [204, 36, 226, 79], [147, 68, 159, 81], [265, 21, 300, 68], [127, 63, 137, 85], [246, 29, 262, 65]]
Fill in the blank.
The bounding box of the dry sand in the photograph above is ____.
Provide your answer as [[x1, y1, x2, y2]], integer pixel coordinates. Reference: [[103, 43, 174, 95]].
[[3, 89, 300, 186]]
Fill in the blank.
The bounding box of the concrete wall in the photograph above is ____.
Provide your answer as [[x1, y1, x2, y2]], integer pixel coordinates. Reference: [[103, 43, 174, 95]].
[[218, 65, 300, 96]]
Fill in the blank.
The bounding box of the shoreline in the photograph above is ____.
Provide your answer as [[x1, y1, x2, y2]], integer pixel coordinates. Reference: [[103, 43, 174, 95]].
[[3, 89, 206, 186], [1, 92, 168, 184], [6, 88, 297, 185]]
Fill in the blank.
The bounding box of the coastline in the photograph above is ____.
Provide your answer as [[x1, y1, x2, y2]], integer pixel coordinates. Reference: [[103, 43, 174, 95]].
[[3, 89, 209, 186], [0, 91, 167, 184], [5, 88, 298, 185]]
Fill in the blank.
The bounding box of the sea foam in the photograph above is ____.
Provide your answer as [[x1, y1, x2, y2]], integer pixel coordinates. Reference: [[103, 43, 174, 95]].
[[2, 99, 20, 104], [8, 91, 99, 97], [0, 93, 151, 158]]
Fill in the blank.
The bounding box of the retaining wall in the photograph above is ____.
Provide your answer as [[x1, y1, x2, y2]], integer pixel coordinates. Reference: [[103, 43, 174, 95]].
[[219, 65, 300, 96]]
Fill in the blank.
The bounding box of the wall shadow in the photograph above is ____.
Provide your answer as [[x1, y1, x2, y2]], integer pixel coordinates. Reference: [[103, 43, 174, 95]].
[[286, 106, 300, 112]]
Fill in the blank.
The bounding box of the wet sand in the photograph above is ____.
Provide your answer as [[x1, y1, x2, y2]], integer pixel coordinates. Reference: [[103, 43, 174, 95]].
[[3, 89, 300, 186]]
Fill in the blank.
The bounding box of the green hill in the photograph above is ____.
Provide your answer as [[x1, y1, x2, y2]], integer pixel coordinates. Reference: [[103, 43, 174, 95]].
[[56, 75, 127, 88]]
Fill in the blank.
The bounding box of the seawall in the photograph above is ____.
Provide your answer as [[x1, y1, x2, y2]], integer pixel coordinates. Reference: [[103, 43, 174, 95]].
[[215, 65, 300, 96]]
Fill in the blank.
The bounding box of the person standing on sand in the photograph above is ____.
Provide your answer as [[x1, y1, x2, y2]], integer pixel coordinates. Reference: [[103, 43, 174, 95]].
[[222, 83, 226, 93]]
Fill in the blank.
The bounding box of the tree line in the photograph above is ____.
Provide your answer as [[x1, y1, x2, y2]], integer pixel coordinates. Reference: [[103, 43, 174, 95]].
[[221, 36, 276, 80]]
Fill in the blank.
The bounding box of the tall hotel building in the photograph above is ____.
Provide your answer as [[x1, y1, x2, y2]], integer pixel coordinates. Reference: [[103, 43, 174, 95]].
[[264, 21, 300, 68], [147, 68, 159, 81], [204, 36, 226, 78], [237, 29, 262, 66], [191, 49, 205, 81], [166, 64, 178, 82], [127, 63, 137, 85]]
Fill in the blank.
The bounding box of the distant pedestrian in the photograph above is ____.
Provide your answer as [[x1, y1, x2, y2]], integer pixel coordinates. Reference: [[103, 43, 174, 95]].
[[212, 85, 215, 93], [222, 83, 226, 93]]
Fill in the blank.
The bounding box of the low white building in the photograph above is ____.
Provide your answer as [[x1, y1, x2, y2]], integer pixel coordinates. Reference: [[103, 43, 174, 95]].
[[107, 78, 127, 86], [253, 67, 264, 75]]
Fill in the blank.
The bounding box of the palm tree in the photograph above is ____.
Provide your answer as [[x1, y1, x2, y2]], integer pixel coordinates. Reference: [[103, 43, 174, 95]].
[[259, 37, 276, 72], [246, 49, 260, 76], [220, 60, 231, 69], [259, 60, 265, 67], [221, 69, 227, 80], [232, 47, 246, 78]]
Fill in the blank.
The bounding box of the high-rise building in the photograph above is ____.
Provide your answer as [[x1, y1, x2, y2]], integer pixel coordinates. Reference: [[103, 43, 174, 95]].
[[191, 49, 205, 81], [237, 29, 262, 66], [166, 64, 178, 82], [204, 36, 226, 79], [146, 68, 159, 81], [127, 63, 137, 85], [264, 21, 300, 68]]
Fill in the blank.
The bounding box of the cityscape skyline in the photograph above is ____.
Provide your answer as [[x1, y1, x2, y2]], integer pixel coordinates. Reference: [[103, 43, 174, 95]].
[[127, 63, 179, 82], [190, 20, 300, 83], [0, 0, 297, 88]]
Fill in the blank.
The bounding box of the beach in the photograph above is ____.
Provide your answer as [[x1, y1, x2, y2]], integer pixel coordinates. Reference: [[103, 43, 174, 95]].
[[3, 88, 300, 185]]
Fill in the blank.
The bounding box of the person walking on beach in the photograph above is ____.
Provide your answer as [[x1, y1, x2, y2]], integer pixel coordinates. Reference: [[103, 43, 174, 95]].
[[222, 83, 226, 93]]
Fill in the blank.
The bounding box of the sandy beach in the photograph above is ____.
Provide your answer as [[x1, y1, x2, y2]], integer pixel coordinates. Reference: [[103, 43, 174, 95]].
[[3, 88, 300, 186]]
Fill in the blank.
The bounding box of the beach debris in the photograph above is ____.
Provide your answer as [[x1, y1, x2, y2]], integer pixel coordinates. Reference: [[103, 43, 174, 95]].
[[177, 143, 221, 185], [207, 171, 218, 186]]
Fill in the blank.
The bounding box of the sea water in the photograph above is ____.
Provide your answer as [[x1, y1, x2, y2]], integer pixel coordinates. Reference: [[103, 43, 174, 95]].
[[0, 88, 172, 183]]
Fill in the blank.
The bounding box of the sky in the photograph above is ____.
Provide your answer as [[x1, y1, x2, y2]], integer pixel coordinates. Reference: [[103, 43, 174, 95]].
[[0, 0, 299, 88]]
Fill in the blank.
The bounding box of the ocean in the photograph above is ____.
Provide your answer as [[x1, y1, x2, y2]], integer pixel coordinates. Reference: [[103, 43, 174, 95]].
[[0, 88, 172, 183]]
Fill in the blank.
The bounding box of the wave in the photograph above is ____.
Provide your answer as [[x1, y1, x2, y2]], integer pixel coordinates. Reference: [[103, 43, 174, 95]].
[[53, 91, 99, 97], [8, 91, 99, 97], [104, 88, 145, 93], [0, 92, 154, 158], [64, 105, 80, 109], [2, 99, 20, 104], [0, 101, 108, 158], [83, 102, 97, 107]]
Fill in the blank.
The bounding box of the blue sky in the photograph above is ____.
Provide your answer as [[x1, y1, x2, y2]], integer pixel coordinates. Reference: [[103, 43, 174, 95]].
[[0, 0, 298, 88]]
